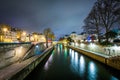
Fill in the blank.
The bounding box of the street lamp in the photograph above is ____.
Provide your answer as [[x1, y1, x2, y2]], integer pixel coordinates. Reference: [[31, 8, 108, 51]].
[[3, 28, 7, 32]]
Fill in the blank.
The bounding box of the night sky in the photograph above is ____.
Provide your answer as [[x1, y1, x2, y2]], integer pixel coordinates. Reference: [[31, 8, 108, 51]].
[[0, 0, 96, 38]]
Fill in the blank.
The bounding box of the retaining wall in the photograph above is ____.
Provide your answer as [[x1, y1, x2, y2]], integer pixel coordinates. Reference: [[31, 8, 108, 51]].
[[68, 45, 120, 70], [0, 44, 32, 69], [68, 46, 107, 64], [8, 46, 54, 80]]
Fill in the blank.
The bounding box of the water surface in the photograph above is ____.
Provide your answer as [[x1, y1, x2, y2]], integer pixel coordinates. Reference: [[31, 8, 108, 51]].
[[25, 44, 120, 80]]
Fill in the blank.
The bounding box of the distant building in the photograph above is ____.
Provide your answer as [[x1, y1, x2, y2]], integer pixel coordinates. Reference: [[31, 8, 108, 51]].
[[38, 33, 46, 42], [0, 24, 12, 42], [31, 32, 46, 42], [0, 24, 26, 42], [70, 32, 77, 42], [69, 32, 97, 43]]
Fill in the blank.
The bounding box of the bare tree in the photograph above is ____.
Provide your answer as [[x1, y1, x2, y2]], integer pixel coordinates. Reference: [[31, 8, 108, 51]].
[[84, 3, 102, 43], [113, 1, 120, 28], [50, 32, 55, 41], [97, 0, 119, 42], [83, 0, 120, 43], [43, 28, 52, 48]]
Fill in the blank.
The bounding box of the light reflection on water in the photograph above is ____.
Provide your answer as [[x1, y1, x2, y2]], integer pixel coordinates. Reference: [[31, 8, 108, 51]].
[[88, 62, 97, 80], [25, 45, 120, 80], [69, 49, 119, 80], [44, 50, 54, 71], [79, 56, 85, 75]]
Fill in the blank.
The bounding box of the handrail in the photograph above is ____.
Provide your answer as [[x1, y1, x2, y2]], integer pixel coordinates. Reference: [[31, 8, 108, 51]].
[[0, 42, 31, 45]]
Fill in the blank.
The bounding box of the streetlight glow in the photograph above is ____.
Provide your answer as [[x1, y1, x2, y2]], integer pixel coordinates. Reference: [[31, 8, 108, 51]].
[[3, 28, 8, 32], [22, 32, 26, 36]]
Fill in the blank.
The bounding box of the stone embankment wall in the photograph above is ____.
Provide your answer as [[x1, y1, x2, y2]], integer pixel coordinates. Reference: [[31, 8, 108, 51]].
[[68, 46, 120, 70], [9, 46, 54, 80], [68, 46, 107, 64], [0, 43, 32, 69], [107, 57, 120, 70]]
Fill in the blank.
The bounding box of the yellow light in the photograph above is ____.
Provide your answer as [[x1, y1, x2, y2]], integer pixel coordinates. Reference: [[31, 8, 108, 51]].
[[22, 32, 26, 36], [34, 35, 37, 38], [3, 28, 8, 32], [30, 36, 34, 41]]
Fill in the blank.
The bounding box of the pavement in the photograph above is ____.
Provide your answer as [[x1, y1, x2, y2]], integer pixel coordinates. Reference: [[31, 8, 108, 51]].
[[70, 45, 110, 58], [0, 56, 37, 80], [0, 46, 53, 80]]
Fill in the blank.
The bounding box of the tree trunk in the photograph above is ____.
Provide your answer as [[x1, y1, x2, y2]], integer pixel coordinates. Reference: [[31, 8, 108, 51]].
[[46, 36, 48, 48], [105, 28, 109, 43], [98, 35, 101, 43]]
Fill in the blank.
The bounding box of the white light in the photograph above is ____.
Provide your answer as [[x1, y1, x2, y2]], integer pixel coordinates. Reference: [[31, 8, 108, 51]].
[[36, 45, 39, 48], [80, 43, 85, 48], [75, 52, 78, 65], [71, 50, 75, 60], [44, 53, 53, 70], [75, 43, 78, 46], [20, 46, 23, 49], [80, 56, 84, 64], [80, 56, 85, 74], [89, 62, 97, 78], [113, 44, 119, 50], [69, 49, 72, 54], [90, 62, 95, 72], [89, 40, 92, 42], [85, 40, 88, 42], [89, 43, 96, 48], [81, 40, 83, 42]]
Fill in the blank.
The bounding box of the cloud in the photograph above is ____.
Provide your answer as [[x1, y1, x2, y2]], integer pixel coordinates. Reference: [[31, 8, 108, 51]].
[[0, 0, 96, 38]]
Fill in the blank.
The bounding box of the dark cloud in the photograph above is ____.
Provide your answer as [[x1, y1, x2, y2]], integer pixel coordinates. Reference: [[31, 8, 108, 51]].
[[0, 0, 96, 37]]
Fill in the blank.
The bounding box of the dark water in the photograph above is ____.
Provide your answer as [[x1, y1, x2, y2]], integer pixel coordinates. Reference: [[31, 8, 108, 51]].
[[25, 44, 120, 80]]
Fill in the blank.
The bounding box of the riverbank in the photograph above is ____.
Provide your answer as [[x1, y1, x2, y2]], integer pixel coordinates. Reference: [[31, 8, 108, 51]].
[[68, 45, 120, 70], [0, 46, 54, 80]]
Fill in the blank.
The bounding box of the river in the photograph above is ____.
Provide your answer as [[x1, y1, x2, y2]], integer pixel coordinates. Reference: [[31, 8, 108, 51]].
[[24, 44, 120, 80]]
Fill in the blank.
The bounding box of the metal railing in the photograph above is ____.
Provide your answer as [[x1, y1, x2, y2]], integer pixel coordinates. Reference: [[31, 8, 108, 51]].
[[0, 42, 31, 52]]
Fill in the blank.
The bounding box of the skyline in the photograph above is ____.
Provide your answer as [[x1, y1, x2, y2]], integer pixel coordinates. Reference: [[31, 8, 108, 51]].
[[0, 0, 96, 38]]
